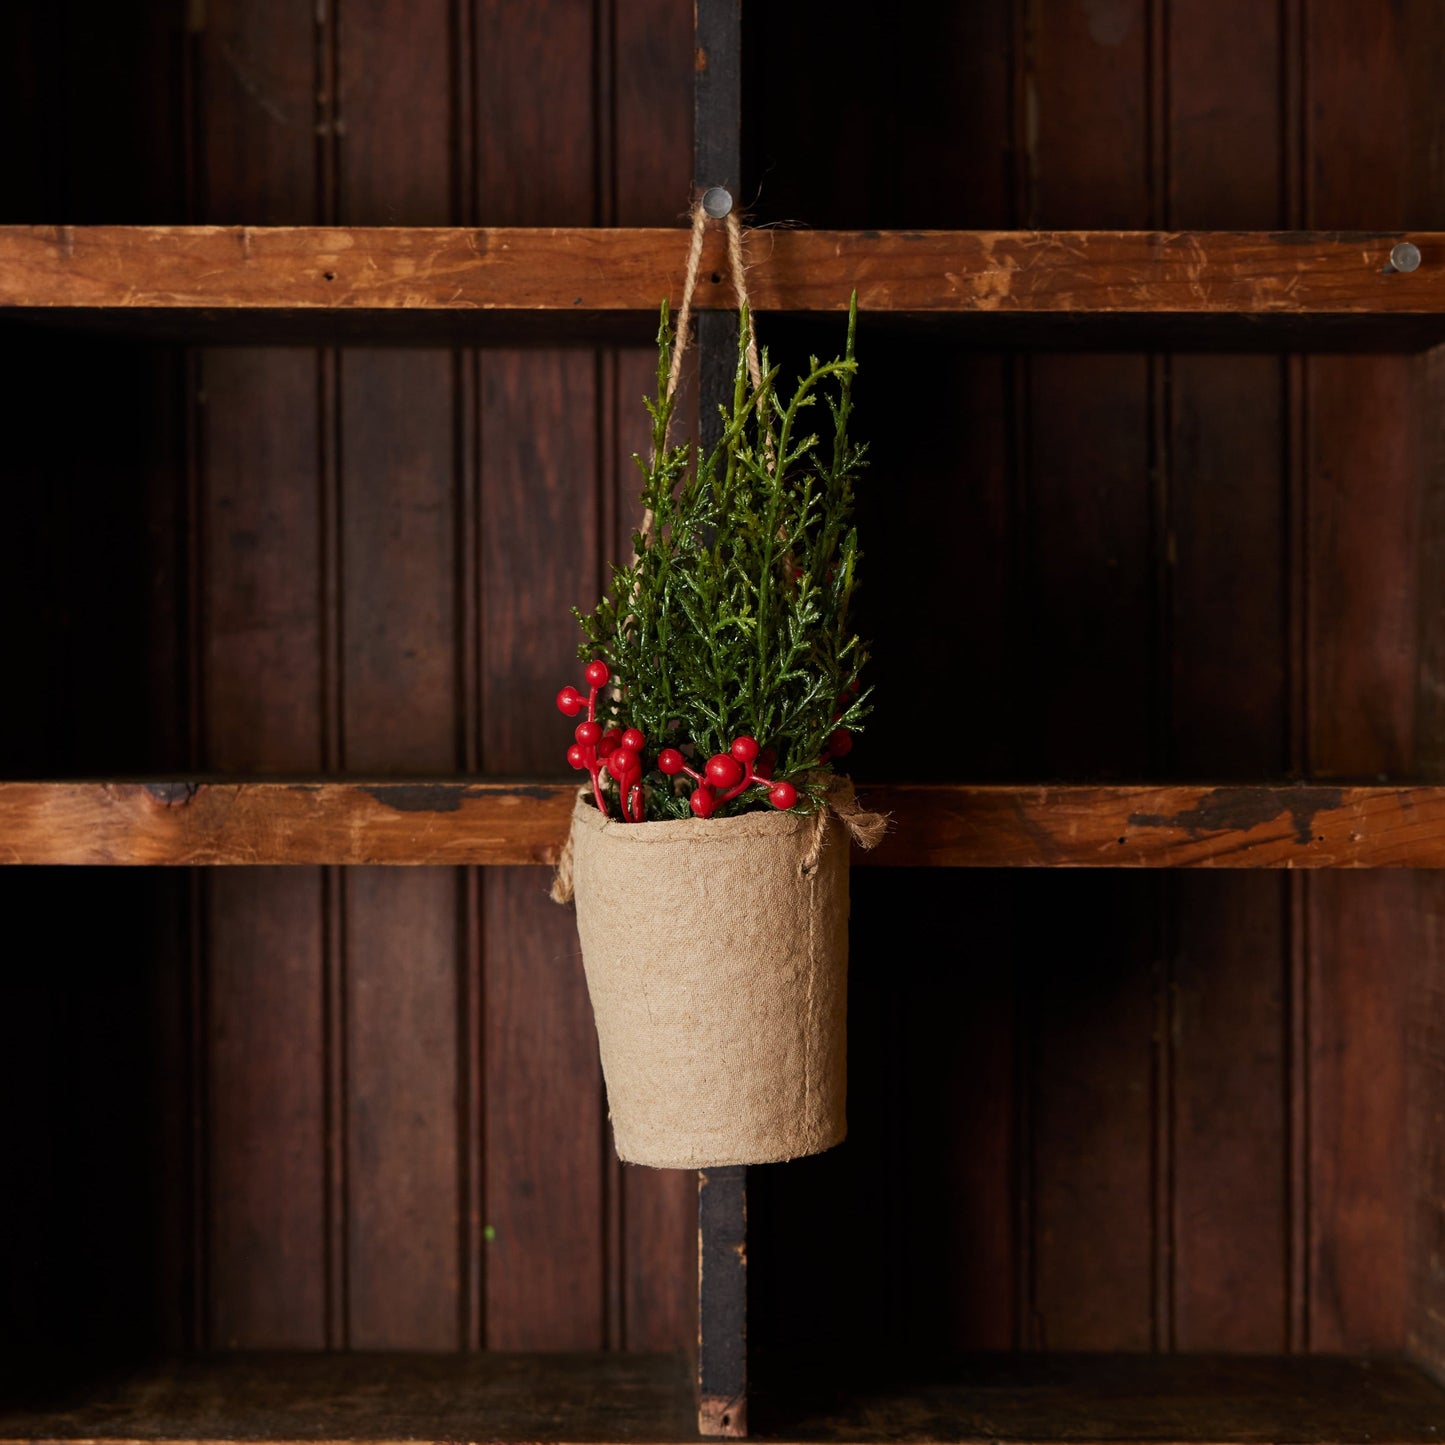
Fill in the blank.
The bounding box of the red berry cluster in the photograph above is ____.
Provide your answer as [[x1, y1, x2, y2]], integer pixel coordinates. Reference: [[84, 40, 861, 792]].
[[658, 735, 798, 818], [556, 658, 801, 822], [557, 659, 650, 821]]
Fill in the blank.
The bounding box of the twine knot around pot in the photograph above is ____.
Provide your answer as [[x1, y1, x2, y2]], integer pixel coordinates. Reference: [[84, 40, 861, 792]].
[[553, 781, 887, 1169]]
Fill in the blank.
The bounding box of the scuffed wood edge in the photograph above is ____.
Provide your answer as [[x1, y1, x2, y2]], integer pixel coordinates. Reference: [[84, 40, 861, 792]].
[[863, 782, 1445, 868], [8, 780, 1445, 867], [0, 780, 575, 866], [1, 227, 1443, 315]]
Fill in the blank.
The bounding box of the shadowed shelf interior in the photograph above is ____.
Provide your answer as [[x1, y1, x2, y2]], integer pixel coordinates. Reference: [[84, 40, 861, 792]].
[[1, 1353, 1443, 1444]]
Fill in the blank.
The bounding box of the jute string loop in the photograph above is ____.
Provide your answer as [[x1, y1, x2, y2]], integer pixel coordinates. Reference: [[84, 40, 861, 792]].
[[639, 201, 772, 552]]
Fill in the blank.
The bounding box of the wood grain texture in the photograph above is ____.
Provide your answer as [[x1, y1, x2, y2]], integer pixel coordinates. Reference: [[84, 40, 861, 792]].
[[199, 342, 328, 1350], [13, 782, 1445, 867], [478, 346, 606, 1349], [3, 1351, 1445, 1444], [1164, 0, 1291, 1354], [697, 1168, 747, 1437], [1, 226, 1443, 317], [335, 0, 462, 1352], [1409, 343, 1445, 1378], [194, 0, 331, 1350], [1300, 0, 1432, 1357], [1021, 0, 1157, 1353]]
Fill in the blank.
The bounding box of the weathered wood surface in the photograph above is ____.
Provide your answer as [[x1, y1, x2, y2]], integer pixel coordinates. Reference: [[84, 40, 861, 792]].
[[693, 3, 748, 1434], [697, 1169, 747, 1438], [1, 226, 1443, 316], [2, 1351, 1443, 1444], [13, 781, 1445, 867]]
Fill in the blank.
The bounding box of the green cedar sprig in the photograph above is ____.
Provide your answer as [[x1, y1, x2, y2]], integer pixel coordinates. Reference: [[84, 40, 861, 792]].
[[575, 297, 870, 819]]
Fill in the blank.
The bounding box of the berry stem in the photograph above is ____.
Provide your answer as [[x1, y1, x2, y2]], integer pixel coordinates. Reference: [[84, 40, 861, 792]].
[[717, 760, 755, 804]]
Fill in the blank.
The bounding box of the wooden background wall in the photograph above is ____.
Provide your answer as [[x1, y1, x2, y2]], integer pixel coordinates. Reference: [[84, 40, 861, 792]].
[[1, 0, 1443, 1380]]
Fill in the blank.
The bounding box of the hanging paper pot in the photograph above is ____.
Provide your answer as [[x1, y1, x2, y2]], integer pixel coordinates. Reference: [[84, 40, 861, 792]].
[[564, 784, 856, 1169]]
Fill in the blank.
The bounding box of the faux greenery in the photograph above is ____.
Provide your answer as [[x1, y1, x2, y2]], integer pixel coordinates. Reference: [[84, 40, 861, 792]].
[[575, 298, 870, 819]]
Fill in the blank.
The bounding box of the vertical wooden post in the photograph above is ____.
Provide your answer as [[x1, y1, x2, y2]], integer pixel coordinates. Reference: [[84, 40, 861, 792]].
[[697, 1167, 747, 1436], [694, 2, 746, 1438]]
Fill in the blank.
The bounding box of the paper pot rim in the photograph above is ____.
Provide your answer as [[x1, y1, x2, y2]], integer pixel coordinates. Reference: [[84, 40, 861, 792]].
[[568, 784, 820, 846]]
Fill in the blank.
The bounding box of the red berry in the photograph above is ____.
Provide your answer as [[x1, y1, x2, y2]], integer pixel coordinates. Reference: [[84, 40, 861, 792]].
[[606, 747, 640, 781], [556, 686, 584, 716], [620, 727, 646, 753], [827, 728, 852, 758], [598, 727, 623, 758], [769, 781, 798, 810], [657, 748, 685, 775], [585, 659, 610, 688], [690, 786, 718, 818], [755, 748, 776, 781], [575, 720, 601, 747], [566, 744, 588, 770], [730, 735, 760, 764], [705, 754, 742, 789]]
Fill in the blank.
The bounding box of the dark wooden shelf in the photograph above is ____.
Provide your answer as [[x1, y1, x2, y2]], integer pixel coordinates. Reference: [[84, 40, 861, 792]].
[[1, 1351, 1441, 1444], [7, 779, 1445, 868], [2, 227, 1444, 347]]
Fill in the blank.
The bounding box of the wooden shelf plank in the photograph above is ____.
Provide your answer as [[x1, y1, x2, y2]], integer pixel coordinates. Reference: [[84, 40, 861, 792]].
[[1, 1350, 1441, 1444], [8, 780, 1445, 868], [760, 1352, 1445, 1442], [863, 782, 1445, 868], [1, 228, 1443, 330], [0, 780, 576, 867]]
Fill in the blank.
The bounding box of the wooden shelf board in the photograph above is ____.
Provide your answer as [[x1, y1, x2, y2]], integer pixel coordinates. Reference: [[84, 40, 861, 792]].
[[6, 780, 1445, 868], [1, 1351, 1441, 1444], [2, 229, 1444, 343]]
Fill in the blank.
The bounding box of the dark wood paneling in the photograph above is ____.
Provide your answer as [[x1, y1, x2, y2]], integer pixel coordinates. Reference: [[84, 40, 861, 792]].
[[336, 0, 462, 1350], [1165, 0, 1289, 1353], [480, 348, 604, 1348], [1303, 0, 1421, 1356], [201, 345, 327, 1349], [1306, 876, 1412, 1351], [1410, 344, 1445, 1379], [197, 0, 317, 226], [1169, 877, 1289, 1350], [474, 0, 595, 230], [205, 867, 326, 1350], [1022, 0, 1156, 1353], [615, 2, 695, 227], [893, 875, 1019, 1350], [197, 0, 330, 1354], [1026, 875, 1157, 1350], [482, 871, 605, 1349]]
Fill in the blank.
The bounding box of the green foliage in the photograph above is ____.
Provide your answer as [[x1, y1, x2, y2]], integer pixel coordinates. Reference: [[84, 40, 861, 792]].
[[575, 299, 870, 819]]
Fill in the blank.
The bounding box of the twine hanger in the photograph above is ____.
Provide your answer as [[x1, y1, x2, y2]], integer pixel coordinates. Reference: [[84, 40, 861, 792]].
[[640, 187, 770, 550]]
